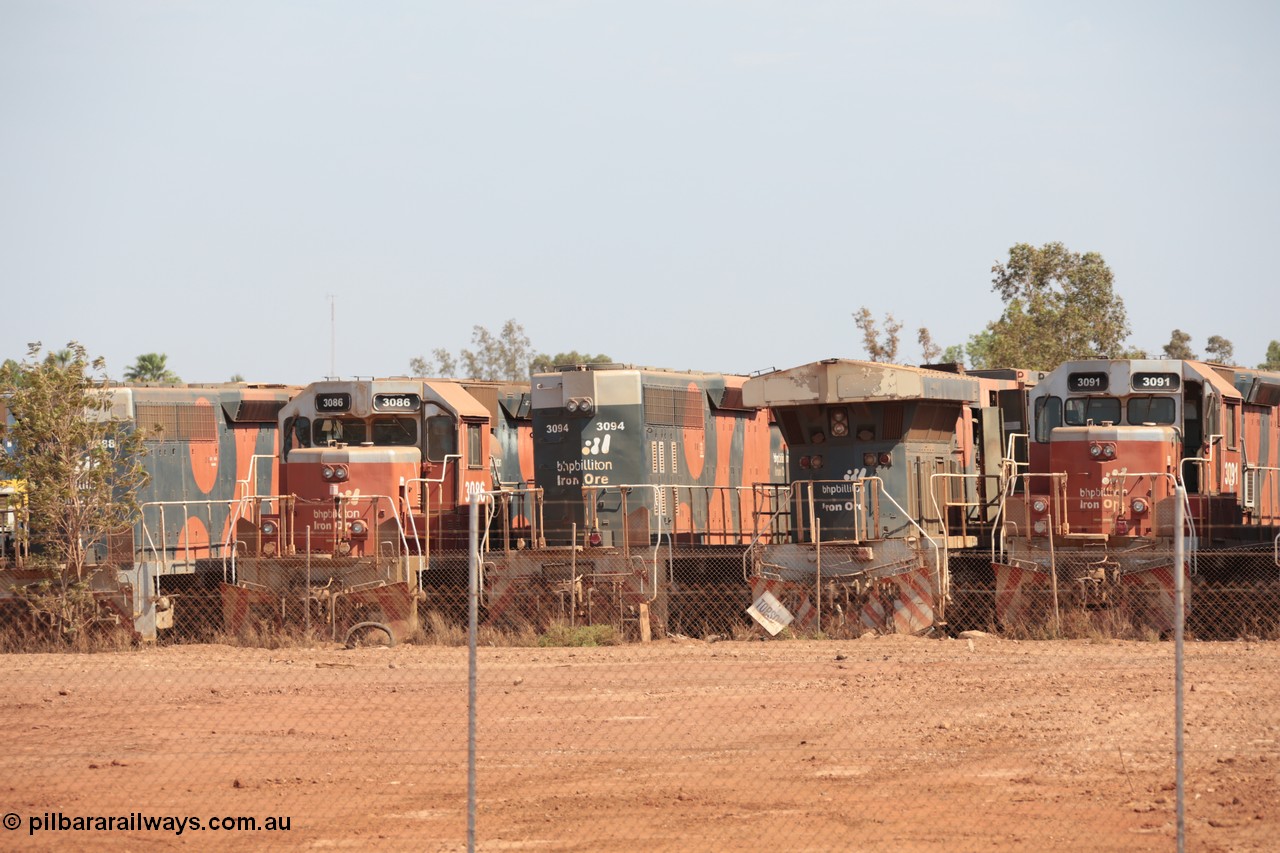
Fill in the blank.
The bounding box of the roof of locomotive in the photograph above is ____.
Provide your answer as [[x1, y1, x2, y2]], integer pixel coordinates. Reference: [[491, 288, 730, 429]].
[[532, 364, 757, 411], [741, 358, 991, 408], [1034, 359, 1242, 401]]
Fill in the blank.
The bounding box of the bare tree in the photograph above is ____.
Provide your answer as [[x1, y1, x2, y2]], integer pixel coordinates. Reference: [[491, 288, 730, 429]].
[[917, 328, 942, 363], [853, 308, 902, 363]]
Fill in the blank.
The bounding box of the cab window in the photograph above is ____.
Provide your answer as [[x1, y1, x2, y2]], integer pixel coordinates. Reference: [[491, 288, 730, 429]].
[[1064, 397, 1120, 426], [1126, 397, 1176, 425], [1034, 396, 1062, 443], [467, 422, 483, 468], [372, 416, 417, 446], [426, 415, 456, 462], [285, 416, 311, 456], [313, 417, 366, 446]]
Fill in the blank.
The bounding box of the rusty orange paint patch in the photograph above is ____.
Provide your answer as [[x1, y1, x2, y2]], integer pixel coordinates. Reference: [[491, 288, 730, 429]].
[[190, 397, 219, 494]]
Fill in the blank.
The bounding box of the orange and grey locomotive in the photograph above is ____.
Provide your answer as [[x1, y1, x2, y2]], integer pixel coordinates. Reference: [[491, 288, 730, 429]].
[[1, 383, 298, 640], [484, 364, 781, 636]]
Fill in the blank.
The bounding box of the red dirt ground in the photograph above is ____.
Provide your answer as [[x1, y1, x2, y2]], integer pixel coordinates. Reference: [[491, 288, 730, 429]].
[[1, 635, 1276, 851]]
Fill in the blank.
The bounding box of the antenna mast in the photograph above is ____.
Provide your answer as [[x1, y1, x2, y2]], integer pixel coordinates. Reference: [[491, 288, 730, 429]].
[[328, 293, 336, 377]]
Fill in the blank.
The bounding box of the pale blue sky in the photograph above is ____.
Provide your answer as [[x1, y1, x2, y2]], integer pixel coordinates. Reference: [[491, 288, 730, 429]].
[[3, 1, 1277, 383]]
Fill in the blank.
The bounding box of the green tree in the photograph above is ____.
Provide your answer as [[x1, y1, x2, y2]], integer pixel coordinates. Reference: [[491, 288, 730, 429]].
[[1204, 335, 1234, 364], [124, 353, 180, 384], [1259, 341, 1280, 371], [0, 343, 149, 639], [977, 242, 1130, 370], [1161, 329, 1195, 360], [229, 373, 245, 383], [529, 351, 613, 374], [853, 308, 902, 362], [939, 344, 966, 365]]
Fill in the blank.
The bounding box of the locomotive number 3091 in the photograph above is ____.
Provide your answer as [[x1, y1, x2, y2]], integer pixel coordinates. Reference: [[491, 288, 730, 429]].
[[1131, 372, 1180, 391]]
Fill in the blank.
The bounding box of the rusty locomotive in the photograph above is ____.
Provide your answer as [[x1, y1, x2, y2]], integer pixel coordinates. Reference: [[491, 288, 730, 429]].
[[483, 364, 786, 638], [221, 376, 536, 643], [740, 359, 1039, 636], [994, 358, 1280, 634], [13, 353, 1280, 645], [0, 383, 297, 640]]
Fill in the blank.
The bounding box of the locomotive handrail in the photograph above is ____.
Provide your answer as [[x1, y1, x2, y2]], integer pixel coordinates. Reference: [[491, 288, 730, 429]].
[[402, 457, 463, 565], [579, 482, 788, 547], [577, 483, 671, 603], [788, 479, 878, 544], [741, 484, 795, 581], [138, 498, 233, 569], [993, 472, 1068, 561], [235, 454, 277, 505], [994, 470, 1201, 574], [928, 472, 989, 605], [860, 476, 940, 614], [1242, 465, 1280, 524], [1003, 432, 1030, 481]]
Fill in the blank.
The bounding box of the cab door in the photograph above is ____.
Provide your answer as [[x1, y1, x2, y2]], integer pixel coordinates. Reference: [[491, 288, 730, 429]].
[[423, 410, 459, 515]]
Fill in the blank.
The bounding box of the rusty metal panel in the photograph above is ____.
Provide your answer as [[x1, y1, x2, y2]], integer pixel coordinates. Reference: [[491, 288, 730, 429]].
[[743, 360, 981, 408]]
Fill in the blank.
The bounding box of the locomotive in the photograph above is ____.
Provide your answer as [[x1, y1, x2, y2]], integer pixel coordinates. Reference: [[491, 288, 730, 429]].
[[484, 364, 784, 637], [223, 377, 535, 642], [994, 358, 1280, 634], [741, 359, 1037, 635], [0, 383, 297, 639]]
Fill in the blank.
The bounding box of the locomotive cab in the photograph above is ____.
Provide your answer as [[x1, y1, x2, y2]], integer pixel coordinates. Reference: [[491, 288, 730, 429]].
[[1024, 361, 1244, 541], [274, 380, 495, 556]]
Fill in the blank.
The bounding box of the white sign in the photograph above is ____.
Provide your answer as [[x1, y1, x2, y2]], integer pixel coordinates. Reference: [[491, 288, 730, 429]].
[[747, 590, 794, 636]]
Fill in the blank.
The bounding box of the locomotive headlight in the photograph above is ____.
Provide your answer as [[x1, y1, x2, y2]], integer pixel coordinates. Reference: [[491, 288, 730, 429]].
[[1089, 444, 1102, 458], [1102, 444, 1115, 459], [261, 520, 277, 536], [1031, 498, 1048, 514], [863, 452, 878, 467], [810, 455, 824, 469], [322, 465, 335, 480], [350, 520, 367, 536], [332, 465, 349, 482], [566, 399, 579, 413], [578, 398, 593, 414], [1131, 498, 1148, 514], [830, 410, 849, 437]]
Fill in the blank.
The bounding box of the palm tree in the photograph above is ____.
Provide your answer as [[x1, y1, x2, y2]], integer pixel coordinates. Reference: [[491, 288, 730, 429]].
[[125, 353, 181, 384]]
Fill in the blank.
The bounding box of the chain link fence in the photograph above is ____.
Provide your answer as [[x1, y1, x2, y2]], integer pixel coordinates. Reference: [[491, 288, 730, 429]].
[[0, 541, 1276, 849]]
